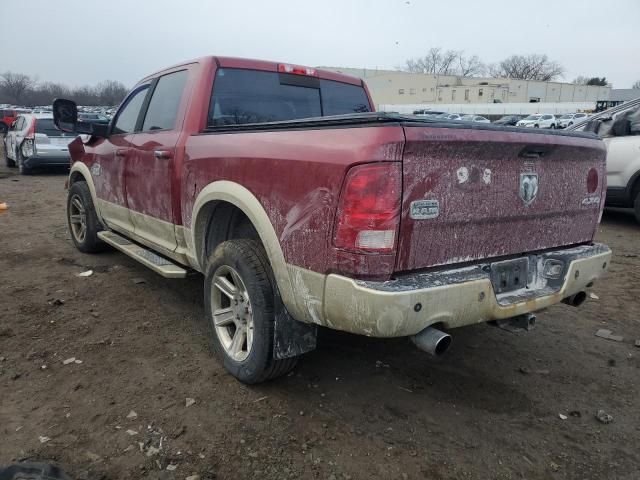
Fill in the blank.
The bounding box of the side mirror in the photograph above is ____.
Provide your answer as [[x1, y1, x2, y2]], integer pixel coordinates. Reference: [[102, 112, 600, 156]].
[[53, 98, 107, 137], [53, 98, 79, 132]]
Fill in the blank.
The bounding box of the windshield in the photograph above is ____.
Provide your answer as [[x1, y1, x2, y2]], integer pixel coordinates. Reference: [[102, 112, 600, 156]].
[[524, 115, 541, 120]]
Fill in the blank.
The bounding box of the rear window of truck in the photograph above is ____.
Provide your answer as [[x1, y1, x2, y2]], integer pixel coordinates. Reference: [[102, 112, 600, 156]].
[[208, 68, 371, 127]]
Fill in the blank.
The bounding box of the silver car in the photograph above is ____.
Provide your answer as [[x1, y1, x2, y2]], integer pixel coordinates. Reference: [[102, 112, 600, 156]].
[[4, 114, 76, 174]]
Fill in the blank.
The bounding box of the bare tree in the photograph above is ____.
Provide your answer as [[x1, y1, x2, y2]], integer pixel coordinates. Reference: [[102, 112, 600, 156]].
[[0, 72, 36, 104], [95, 80, 128, 106], [573, 76, 608, 86], [632, 80, 640, 90], [458, 54, 485, 77], [403, 48, 485, 77], [490, 54, 564, 81]]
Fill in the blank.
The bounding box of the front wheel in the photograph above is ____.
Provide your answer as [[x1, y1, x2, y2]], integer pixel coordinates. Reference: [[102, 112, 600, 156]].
[[204, 239, 298, 384], [4, 140, 15, 167], [67, 181, 105, 253], [550, 124, 556, 129], [534, 124, 539, 128], [634, 192, 640, 224]]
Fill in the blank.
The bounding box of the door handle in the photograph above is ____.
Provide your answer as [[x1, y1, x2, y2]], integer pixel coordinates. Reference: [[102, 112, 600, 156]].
[[115, 149, 127, 157], [154, 150, 172, 159]]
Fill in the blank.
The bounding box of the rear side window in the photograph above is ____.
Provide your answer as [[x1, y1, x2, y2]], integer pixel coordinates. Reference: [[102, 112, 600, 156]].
[[208, 68, 371, 127], [142, 70, 188, 131], [113, 85, 149, 135]]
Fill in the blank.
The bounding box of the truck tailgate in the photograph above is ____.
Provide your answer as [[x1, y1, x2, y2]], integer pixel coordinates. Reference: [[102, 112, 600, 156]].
[[397, 125, 606, 271]]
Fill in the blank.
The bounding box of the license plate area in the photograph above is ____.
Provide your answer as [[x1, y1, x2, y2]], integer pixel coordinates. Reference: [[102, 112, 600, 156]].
[[490, 257, 528, 294]]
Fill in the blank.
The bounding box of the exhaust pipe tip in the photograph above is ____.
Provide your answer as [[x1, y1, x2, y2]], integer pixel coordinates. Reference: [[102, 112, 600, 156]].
[[411, 326, 452, 356], [563, 291, 587, 307]]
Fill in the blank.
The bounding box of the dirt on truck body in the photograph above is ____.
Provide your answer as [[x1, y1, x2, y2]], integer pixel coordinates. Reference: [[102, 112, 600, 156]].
[[0, 158, 639, 479], [42, 55, 612, 384]]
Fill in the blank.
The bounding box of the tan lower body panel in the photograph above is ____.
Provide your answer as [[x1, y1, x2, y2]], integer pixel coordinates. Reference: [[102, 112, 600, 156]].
[[314, 250, 611, 338]]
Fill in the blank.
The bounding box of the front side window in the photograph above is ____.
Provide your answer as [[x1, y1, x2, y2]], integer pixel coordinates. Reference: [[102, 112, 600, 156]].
[[142, 70, 188, 131], [112, 85, 150, 135]]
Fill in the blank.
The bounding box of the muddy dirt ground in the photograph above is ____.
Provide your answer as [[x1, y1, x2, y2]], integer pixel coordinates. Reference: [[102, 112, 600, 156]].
[[1, 144, 639, 480]]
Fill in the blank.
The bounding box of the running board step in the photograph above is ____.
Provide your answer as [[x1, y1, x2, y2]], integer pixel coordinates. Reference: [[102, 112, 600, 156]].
[[98, 231, 187, 278]]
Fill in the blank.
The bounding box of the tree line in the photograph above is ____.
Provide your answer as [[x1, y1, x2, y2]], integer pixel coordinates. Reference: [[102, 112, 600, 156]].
[[0, 72, 128, 107], [401, 48, 622, 86]]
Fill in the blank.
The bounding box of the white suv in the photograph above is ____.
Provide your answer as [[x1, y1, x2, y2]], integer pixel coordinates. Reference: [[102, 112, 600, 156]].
[[516, 114, 557, 129], [557, 112, 589, 129], [568, 98, 640, 221], [4, 114, 75, 174]]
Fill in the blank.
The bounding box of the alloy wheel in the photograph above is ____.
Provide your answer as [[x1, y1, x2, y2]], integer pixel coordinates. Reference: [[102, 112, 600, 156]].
[[210, 265, 254, 362], [69, 194, 88, 243]]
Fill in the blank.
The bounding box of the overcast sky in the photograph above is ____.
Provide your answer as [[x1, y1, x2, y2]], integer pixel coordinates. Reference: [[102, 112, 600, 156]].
[[2, 0, 639, 89]]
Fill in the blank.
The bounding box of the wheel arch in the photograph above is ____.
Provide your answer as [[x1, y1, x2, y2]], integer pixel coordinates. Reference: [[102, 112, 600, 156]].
[[68, 162, 103, 223], [190, 181, 303, 321]]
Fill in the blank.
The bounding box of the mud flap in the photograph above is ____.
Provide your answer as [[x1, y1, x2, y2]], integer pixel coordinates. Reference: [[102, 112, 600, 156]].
[[273, 288, 317, 360]]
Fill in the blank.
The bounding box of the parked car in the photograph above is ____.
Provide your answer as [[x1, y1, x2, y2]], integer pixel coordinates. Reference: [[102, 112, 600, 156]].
[[78, 112, 110, 124], [460, 114, 490, 123], [0, 109, 18, 134], [557, 113, 589, 129], [413, 109, 446, 118], [436, 113, 464, 120], [53, 55, 610, 384], [4, 114, 76, 174], [494, 115, 523, 126], [517, 114, 557, 129], [569, 98, 640, 221]]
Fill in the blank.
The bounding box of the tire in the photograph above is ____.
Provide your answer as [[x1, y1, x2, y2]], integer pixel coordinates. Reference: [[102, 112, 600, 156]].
[[634, 191, 640, 224], [534, 124, 539, 128], [4, 140, 15, 167], [66, 181, 105, 253], [550, 124, 556, 129], [0, 123, 7, 135], [204, 239, 298, 384], [16, 149, 31, 175]]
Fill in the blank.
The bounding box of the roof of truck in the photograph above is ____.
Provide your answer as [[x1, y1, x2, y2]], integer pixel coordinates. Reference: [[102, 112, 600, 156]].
[[141, 56, 364, 87]]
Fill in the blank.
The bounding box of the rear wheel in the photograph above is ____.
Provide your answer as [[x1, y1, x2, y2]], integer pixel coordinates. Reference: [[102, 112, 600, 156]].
[[16, 149, 30, 175], [550, 124, 556, 129], [204, 239, 298, 384], [534, 124, 539, 128], [67, 181, 105, 253]]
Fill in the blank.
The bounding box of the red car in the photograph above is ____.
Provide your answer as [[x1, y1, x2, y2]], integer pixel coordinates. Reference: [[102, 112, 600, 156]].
[[0, 109, 18, 134], [53, 56, 611, 383]]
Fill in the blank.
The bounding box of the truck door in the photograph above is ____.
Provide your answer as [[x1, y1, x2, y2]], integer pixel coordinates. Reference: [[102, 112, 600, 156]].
[[124, 69, 190, 255], [93, 84, 150, 233]]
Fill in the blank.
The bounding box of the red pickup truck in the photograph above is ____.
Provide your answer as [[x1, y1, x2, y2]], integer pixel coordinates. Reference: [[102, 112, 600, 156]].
[[53, 56, 611, 383]]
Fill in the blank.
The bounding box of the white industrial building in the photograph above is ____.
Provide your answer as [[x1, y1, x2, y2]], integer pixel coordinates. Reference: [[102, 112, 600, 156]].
[[320, 67, 611, 110]]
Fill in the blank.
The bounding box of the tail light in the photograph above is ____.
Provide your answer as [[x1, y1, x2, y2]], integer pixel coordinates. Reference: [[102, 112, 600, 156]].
[[278, 63, 318, 77], [333, 162, 402, 253], [25, 118, 36, 139]]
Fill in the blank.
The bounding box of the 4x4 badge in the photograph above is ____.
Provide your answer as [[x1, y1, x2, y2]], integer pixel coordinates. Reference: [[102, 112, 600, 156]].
[[519, 173, 538, 205]]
